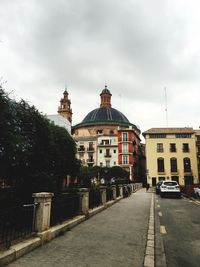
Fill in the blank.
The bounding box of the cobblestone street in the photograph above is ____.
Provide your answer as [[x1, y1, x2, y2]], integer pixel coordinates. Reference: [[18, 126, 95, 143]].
[[7, 189, 152, 267]]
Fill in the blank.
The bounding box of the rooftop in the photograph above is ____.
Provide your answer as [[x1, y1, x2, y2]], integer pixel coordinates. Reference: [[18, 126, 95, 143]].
[[143, 127, 194, 135]]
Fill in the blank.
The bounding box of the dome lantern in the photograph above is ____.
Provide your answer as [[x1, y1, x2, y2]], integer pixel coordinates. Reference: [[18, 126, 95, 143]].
[[100, 85, 112, 108]]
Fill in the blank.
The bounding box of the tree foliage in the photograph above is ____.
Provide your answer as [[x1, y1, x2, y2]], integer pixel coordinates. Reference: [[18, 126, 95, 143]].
[[0, 87, 79, 200]]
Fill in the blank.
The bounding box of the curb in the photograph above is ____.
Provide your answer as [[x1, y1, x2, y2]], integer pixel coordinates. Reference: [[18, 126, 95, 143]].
[[144, 194, 155, 267]]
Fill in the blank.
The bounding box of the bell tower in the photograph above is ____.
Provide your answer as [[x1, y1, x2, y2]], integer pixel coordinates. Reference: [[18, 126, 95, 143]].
[[58, 88, 72, 123]]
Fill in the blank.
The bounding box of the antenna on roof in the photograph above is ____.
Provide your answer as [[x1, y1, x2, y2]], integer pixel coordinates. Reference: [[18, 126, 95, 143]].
[[164, 87, 168, 127]]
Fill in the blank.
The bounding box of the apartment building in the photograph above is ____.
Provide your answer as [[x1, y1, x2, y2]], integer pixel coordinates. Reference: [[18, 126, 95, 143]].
[[143, 128, 199, 186]]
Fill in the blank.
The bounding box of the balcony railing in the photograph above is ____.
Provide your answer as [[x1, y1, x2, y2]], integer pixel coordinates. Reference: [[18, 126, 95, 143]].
[[87, 147, 94, 152], [184, 169, 192, 174], [87, 159, 94, 163], [78, 147, 85, 152], [157, 170, 165, 174], [170, 169, 179, 174], [104, 154, 112, 158]]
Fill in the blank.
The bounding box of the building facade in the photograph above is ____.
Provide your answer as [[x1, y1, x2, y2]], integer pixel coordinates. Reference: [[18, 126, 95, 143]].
[[195, 129, 200, 180], [143, 128, 199, 186], [72, 86, 141, 180]]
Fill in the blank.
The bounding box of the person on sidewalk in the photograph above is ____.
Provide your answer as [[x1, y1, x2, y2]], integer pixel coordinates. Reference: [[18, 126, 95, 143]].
[[146, 183, 150, 192]]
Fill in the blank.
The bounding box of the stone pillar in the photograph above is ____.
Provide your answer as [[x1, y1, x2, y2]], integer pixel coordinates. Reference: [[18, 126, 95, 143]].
[[118, 184, 123, 197], [32, 192, 54, 233], [111, 185, 117, 200], [78, 188, 89, 214], [100, 186, 107, 205]]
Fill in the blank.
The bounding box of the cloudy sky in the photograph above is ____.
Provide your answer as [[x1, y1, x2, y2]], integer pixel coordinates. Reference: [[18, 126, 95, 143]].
[[1, 0, 200, 134]]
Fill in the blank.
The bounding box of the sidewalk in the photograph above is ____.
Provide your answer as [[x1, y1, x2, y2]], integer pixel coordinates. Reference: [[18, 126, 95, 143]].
[[6, 189, 152, 267]]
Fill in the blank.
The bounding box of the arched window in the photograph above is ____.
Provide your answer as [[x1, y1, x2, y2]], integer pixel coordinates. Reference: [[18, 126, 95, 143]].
[[157, 158, 164, 172], [170, 158, 177, 172], [183, 158, 191, 172]]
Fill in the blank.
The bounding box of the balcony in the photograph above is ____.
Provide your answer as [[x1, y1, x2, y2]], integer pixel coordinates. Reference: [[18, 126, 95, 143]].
[[78, 147, 85, 152], [184, 169, 192, 175], [87, 147, 94, 152], [157, 170, 165, 175], [87, 159, 94, 164], [104, 153, 112, 158], [170, 169, 179, 175]]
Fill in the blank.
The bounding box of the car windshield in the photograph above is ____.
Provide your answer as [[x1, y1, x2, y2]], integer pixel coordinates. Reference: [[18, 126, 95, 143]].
[[163, 181, 177, 186]]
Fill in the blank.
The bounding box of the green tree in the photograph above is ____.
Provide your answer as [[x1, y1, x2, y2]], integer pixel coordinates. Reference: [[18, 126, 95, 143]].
[[0, 87, 80, 200]]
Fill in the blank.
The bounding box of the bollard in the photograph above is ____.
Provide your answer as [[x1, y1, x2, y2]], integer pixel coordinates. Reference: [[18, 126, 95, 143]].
[[99, 186, 107, 205], [111, 185, 117, 200], [32, 192, 54, 233], [78, 188, 89, 215], [118, 184, 123, 197]]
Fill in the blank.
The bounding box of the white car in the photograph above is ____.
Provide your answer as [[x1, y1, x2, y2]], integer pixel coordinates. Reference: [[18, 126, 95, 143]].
[[160, 180, 181, 198], [194, 187, 200, 198]]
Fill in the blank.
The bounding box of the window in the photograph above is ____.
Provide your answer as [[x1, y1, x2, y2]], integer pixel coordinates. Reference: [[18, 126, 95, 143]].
[[122, 143, 128, 153], [176, 133, 191, 138], [183, 158, 191, 172], [170, 143, 176, 152], [183, 143, 189, 152], [157, 158, 164, 172], [158, 177, 165, 181], [105, 149, 110, 157], [114, 161, 116, 165], [122, 155, 128, 165], [170, 158, 177, 172], [106, 160, 110, 167], [97, 129, 103, 134], [149, 134, 166, 138], [99, 149, 102, 154], [100, 162, 103, 167], [157, 143, 163, 152], [101, 139, 110, 145], [171, 176, 179, 183], [113, 149, 116, 153], [122, 132, 128, 141]]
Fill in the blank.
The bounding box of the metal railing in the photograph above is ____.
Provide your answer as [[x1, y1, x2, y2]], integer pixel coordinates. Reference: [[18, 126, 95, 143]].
[[50, 194, 80, 227], [106, 187, 113, 202], [0, 203, 37, 249], [89, 189, 102, 209]]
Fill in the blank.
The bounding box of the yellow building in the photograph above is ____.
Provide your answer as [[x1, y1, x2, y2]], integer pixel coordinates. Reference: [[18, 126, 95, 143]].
[[143, 128, 199, 186]]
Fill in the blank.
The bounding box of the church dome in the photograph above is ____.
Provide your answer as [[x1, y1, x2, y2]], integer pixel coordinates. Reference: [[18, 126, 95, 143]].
[[82, 107, 130, 125], [73, 86, 135, 129]]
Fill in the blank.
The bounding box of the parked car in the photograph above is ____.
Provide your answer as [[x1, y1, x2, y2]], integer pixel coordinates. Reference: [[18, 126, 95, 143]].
[[156, 181, 163, 194], [194, 187, 200, 198], [160, 180, 181, 198]]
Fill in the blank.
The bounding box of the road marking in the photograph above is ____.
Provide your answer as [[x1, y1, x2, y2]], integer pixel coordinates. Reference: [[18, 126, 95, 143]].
[[158, 211, 162, 217], [189, 200, 200, 206], [160, 225, 167, 234]]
